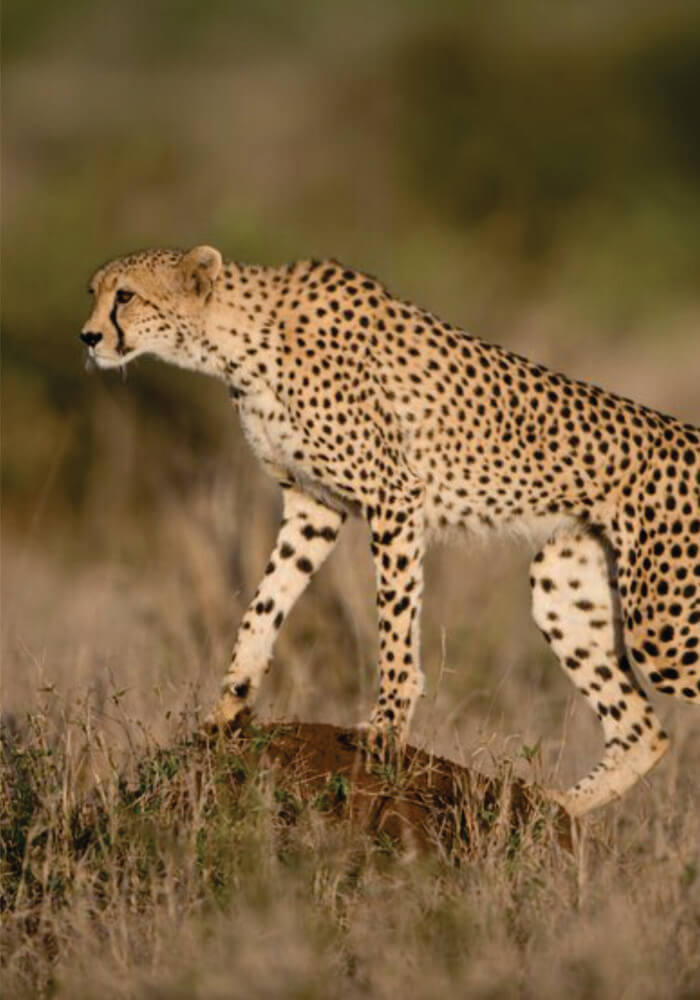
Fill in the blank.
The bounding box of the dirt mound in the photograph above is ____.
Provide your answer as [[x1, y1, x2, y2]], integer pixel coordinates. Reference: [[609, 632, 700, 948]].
[[1, 716, 573, 926], [203, 720, 572, 857]]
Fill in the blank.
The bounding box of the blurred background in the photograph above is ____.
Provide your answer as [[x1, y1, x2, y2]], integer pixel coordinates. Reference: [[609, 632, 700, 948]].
[[3, 1, 699, 786]]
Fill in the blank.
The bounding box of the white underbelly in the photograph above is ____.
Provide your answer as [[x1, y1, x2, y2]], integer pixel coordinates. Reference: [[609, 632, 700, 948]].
[[423, 489, 575, 546]]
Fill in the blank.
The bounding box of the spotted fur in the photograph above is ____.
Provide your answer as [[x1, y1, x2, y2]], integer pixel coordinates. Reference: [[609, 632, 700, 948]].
[[81, 245, 699, 815]]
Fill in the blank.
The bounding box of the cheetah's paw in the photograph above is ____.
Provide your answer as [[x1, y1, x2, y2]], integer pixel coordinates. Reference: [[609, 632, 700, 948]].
[[202, 690, 254, 737], [357, 720, 405, 776]]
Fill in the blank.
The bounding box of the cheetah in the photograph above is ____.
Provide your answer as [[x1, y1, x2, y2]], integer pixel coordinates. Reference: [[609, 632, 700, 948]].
[[81, 245, 700, 816]]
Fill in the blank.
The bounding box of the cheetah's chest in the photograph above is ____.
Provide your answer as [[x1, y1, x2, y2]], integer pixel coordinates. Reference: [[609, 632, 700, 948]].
[[237, 387, 302, 473], [236, 385, 358, 513]]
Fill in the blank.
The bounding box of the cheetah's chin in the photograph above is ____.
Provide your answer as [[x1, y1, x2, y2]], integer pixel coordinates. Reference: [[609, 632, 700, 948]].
[[90, 348, 144, 370]]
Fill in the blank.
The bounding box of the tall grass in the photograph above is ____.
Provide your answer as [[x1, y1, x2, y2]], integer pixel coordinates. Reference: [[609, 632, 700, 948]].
[[2, 689, 698, 998]]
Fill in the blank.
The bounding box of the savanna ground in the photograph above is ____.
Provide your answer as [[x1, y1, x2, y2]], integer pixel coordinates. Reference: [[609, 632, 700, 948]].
[[2, 3, 700, 996]]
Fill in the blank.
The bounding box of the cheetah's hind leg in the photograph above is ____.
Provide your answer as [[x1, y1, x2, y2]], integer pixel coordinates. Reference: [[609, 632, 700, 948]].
[[530, 528, 669, 817]]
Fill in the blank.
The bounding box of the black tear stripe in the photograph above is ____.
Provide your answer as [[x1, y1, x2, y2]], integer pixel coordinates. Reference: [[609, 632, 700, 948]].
[[109, 302, 126, 354]]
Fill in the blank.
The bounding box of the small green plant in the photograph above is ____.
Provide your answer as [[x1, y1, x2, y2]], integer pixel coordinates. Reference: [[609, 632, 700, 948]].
[[312, 773, 350, 813], [248, 724, 282, 754], [519, 741, 541, 764], [274, 785, 303, 822], [374, 829, 399, 856]]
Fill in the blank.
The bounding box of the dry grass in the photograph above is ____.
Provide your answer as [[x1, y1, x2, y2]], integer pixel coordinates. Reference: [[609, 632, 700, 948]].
[[1, 693, 698, 999], [2, 343, 699, 997]]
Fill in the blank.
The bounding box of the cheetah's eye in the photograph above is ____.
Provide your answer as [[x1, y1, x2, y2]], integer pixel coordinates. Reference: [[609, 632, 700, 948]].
[[115, 289, 133, 305]]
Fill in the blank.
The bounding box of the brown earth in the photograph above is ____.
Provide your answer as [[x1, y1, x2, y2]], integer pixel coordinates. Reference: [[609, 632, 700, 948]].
[[197, 720, 573, 858]]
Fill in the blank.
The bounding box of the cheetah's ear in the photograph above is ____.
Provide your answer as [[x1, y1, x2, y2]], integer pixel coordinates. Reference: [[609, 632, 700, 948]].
[[180, 245, 223, 298]]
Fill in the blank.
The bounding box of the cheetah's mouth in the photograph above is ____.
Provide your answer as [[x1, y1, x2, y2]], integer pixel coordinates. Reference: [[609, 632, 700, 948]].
[[86, 346, 145, 370]]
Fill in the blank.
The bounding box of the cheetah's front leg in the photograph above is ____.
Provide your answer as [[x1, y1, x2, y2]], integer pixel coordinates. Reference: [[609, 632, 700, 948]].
[[207, 485, 345, 728], [365, 491, 426, 756]]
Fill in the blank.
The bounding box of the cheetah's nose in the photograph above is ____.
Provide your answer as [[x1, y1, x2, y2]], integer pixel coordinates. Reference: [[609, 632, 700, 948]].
[[80, 331, 103, 348]]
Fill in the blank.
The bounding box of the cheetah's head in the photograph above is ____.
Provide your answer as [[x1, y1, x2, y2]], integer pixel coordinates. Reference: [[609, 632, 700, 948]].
[[80, 245, 222, 370]]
